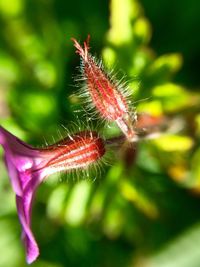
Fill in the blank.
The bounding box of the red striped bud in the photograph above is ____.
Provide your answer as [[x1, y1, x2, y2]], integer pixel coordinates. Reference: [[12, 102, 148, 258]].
[[72, 36, 136, 141], [40, 131, 105, 175]]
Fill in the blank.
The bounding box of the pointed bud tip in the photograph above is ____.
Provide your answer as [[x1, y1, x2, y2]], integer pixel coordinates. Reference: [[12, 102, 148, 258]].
[[71, 35, 91, 61]]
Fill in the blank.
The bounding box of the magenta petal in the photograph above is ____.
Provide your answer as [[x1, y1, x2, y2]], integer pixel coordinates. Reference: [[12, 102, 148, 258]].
[[0, 127, 41, 195], [16, 171, 42, 264], [4, 151, 23, 196], [16, 194, 39, 264], [0, 126, 44, 263]]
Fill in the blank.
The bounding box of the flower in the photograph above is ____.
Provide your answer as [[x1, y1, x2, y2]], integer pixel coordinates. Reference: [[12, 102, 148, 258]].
[[0, 126, 105, 264], [72, 36, 136, 142]]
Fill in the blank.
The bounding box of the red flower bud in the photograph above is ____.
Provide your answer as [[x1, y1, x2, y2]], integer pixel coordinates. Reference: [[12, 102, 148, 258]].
[[41, 130, 106, 175], [72, 36, 136, 141]]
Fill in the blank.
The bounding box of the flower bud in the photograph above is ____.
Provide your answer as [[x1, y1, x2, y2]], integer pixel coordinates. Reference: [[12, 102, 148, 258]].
[[72, 36, 136, 141]]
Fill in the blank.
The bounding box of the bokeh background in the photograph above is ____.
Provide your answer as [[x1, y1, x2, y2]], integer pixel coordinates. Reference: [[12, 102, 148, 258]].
[[0, 0, 200, 266]]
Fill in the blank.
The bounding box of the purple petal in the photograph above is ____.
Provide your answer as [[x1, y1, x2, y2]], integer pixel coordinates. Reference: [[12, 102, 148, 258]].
[[16, 194, 39, 264], [17, 171, 43, 263], [0, 126, 45, 263], [0, 127, 42, 194]]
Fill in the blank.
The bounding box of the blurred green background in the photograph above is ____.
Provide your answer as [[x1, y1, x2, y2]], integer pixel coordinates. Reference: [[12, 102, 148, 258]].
[[0, 0, 200, 266]]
